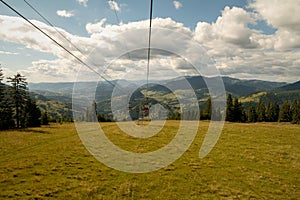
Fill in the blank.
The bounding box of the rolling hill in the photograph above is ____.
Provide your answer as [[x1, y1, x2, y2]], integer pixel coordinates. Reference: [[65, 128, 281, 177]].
[[28, 76, 298, 121]]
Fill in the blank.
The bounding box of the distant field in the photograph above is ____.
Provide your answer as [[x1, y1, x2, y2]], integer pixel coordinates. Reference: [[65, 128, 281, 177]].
[[0, 121, 299, 199]]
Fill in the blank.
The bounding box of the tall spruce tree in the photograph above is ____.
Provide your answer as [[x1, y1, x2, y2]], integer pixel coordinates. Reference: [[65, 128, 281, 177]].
[[41, 109, 49, 125], [0, 67, 14, 129], [247, 102, 257, 122], [7, 73, 28, 128], [278, 101, 291, 122], [265, 102, 272, 122], [0, 66, 4, 109], [266, 102, 280, 122], [226, 94, 234, 122], [291, 100, 300, 124], [232, 98, 245, 122], [25, 98, 41, 127], [272, 102, 280, 122], [257, 99, 266, 122], [203, 97, 212, 120], [239, 101, 247, 122]]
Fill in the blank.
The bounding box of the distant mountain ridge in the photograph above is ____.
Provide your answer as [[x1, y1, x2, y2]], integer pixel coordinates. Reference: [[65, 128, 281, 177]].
[[28, 76, 289, 97], [28, 76, 299, 121], [273, 80, 300, 92]]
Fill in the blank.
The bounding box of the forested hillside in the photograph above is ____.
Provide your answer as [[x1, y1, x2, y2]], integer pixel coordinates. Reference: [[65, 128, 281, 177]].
[[28, 75, 300, 124]]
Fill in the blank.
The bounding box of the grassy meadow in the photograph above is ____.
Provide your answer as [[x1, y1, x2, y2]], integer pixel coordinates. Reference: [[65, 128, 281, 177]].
[[0, 121, 299, 199]]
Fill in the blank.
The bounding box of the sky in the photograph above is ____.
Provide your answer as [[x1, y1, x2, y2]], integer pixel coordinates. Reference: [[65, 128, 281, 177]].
[[0, 0, 299, 83]]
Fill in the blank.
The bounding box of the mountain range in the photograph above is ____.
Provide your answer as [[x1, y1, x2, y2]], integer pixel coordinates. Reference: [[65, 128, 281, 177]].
[[28, 76, 300, 121]]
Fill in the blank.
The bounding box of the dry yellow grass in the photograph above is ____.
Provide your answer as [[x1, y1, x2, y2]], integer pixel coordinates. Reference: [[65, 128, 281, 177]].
[[0, 121, 299, 199]]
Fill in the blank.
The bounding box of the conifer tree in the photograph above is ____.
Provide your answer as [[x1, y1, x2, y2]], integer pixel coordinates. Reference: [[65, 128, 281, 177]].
[[0, 66, 4, 109], [7, 73, 28, 128], [266, 102, 280, 122], [272, 102, 280, 122], [25, 98, 41, 127], [279, 101, 291, 122], [247, 102, 257, 122], [265, 102, 272, 122], [226, 94, 234, 122], [203, 97, 212, 120], [41, 109, 49, 125], [0, 67, 14, 129], [239, 101, 247, 122], [233, 98, 245, 122], [291, 100, 300, 124], [257, 99, 266, 122]]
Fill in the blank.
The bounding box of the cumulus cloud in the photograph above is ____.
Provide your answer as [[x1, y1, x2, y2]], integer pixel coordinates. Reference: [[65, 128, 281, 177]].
[[56, 10, 74, 18], [108, 0, 121, 12], [0, 3, 300, 83], [173, 1, 182, 10], [86, 18, 107, 34], [193, 5, 300, 82], [195, 6, 258, 51], [76, 0, 88, 7], [249, 0, 300, 31], [249, 0, 300, 50]]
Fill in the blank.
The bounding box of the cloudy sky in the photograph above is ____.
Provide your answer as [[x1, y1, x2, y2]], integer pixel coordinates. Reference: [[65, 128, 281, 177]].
[[0, 0, 299, 83]]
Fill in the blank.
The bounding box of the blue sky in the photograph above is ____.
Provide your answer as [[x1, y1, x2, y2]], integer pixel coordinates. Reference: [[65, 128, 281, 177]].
[[0, 0, 299, 83]]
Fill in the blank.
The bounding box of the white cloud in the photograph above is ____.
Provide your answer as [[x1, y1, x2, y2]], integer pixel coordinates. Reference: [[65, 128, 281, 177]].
[[249, 0, 300, 31], [108, 0, 121, 12], [0, 3, 300, 83], [76, 0, 88, 7], [195, 6, 258, 50], [21, 59, 80, 82], [56, 10, 74, 18], [249, 0, 300, 50], [173, 1, 182, 10], [193, 6, 300, 82], [0, 50, 18, 55], [86, 18, 107, 34]]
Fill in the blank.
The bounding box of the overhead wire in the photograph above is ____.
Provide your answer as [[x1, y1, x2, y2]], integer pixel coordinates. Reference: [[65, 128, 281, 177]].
[[0, 0, 116, 88], [23, 0, 84, 55], [146, 0, 153, 100], [108, 0, 132, 61], [108, 0, 138, 117], [145, 0, 154, 116]]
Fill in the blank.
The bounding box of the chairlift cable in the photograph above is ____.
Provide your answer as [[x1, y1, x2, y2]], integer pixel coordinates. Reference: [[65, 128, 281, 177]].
[[0, 0, 116, 88], [23, 0, 119, 89], [23, 0, 84, 55], [146, 0, 153, 104]]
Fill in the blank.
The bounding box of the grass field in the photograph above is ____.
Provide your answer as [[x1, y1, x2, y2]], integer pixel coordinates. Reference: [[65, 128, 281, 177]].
[[0, 121, 299, 199]]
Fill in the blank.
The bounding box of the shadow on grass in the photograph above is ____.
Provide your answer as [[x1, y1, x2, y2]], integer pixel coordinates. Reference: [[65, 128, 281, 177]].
[[20, 128, 50, 134]]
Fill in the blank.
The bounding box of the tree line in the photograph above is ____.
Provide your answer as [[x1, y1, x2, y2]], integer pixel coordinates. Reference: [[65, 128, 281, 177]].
[[225, 94, 300, 124], [169, 94, 300, 124], [0, 68, 49, 130]]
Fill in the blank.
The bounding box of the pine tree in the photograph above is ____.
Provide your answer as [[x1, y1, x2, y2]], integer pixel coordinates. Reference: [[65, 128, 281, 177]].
[[279, 101, 291, 122], [265, 102, 272, 122], [272, 102, 280, 122], [41, 109, 49, 125], [25, 98, 41, 127], [291, 100, 300, 124], [257, 99, 266, 122], [247, 102, 257, 122], [233, 98, 244, 122], [266, 102, 280, 122], [226, 94, 234, 122], [0, 66, 3, 89], [0, 67, 14, 129], [0, 66, 4, 109], [240, 103, 247, 122], [203, 97, 212, 120], [7, 73, 28, 128]]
